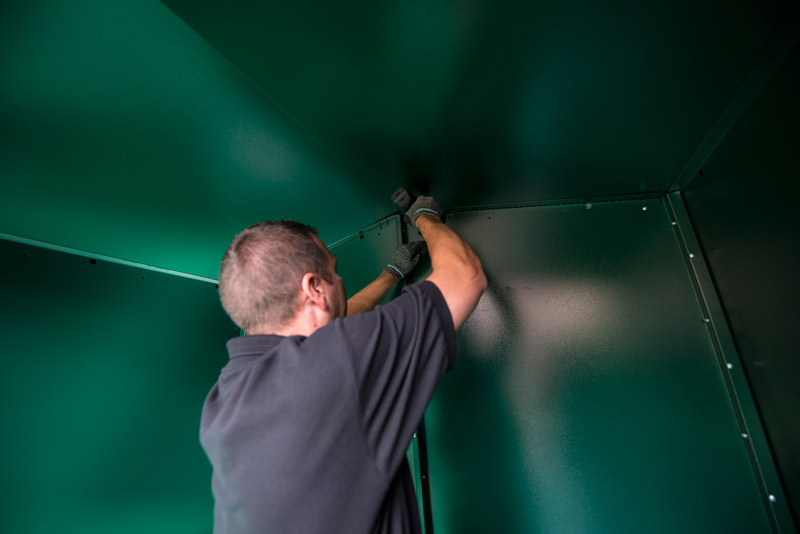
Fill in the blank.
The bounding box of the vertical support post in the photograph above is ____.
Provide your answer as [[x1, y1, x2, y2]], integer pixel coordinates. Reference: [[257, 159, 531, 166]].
[[416, 418, 435, 534]]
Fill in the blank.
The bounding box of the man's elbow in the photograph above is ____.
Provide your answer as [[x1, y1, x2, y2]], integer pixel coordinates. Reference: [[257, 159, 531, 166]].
[[476, 269, 488, 293], [465, 259, 487, 295]]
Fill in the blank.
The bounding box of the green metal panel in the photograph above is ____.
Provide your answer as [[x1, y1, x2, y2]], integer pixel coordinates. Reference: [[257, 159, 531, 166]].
[[163, 0, 794, 207], [0, 0, 796, 530], [0, 1, 388, 280], [2, 0, 797, 279], [668, 6, 799, 193], [682, 41, 800, 526], [0, 237, 236, 533], [329, 216, 403, 304], [417, 200, 772, 533], [667, 193, 794, 532]]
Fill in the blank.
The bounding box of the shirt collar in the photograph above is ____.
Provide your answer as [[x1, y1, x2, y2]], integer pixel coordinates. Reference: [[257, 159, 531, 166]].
[[226, 334, 297, 359]]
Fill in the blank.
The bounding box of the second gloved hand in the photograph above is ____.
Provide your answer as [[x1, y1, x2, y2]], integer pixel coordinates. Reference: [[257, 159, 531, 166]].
[[385, 241, 428, 281]]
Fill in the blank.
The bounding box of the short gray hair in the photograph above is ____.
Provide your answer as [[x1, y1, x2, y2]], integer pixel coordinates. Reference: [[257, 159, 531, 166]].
[[218, 220, 333, 332]]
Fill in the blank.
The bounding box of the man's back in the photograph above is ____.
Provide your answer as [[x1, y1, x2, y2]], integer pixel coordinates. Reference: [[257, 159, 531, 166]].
[[200, 282, 457, 533]]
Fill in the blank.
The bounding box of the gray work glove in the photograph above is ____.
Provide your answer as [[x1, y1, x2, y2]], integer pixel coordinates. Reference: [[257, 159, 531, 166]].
[[385, 241, 428, 281], [405, 196, 446, 226]]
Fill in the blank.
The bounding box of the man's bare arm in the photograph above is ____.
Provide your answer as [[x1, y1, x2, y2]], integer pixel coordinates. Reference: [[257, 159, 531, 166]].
[[415, 214, 487, 330], [346, 270, 397, 316], [346, 241, 429, 316]]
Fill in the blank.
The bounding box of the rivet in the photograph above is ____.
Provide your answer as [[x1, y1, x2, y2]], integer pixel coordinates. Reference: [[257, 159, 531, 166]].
[[726, 363, 734, 369], [769, 495, 777, 503], [642, 206, 648, 211], [585, 203, 592, 210], [704, 318, 711, 323], [742, 433, 749, 439], [689, 253, 695, 258], [671, 221, 677, 226]]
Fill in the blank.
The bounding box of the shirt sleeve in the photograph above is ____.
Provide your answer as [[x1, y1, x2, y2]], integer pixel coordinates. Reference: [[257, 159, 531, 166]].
[[309, 281, 457, 480]]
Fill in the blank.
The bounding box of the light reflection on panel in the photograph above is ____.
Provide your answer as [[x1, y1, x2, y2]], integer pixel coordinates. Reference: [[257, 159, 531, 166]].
[[424, 200, 771, 534]]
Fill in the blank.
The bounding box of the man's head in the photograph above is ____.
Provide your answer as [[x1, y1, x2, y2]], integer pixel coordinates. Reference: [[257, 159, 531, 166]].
[[218, 220, 346, 334]]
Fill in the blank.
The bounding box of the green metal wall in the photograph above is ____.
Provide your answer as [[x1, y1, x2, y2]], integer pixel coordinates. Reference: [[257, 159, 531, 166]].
[[1, 1, 797, 532], [414, 200, 776, 533], [329, 216, 403, 306], [0, 238, 235, 533], [0, 0, 388, 280], [683, 41, 800, 526]]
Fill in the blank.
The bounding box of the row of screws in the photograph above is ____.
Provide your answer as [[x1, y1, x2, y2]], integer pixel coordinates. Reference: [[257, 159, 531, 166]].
[[672, 216, 780, 507]]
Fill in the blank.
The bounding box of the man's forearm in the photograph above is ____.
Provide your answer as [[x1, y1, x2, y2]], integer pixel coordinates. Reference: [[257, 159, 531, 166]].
[[346, 270, 397, 316]]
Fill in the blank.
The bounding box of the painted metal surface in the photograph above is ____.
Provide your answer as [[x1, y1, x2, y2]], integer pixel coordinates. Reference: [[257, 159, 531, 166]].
[[330, 215, 402, 304], [1, 0, 796, 279], [0, 237, 236, 533], [163, 0, 794, 208], [667, 193, 794, 532], [0, 0, 796, 530], [0, 1, 388, 280], [682, 41, 800, 528], [669, 5, 800, 192], [419, 201, 773, 533]]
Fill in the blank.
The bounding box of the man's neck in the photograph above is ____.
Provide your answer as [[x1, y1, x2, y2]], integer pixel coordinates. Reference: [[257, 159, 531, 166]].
[[248, 312, 327, 338]]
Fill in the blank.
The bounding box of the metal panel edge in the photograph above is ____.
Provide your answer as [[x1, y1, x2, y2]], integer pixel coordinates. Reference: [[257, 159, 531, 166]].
[[666, 191, 795, 533], [327, 214, 402, 250], [0, 231, 218, 284]]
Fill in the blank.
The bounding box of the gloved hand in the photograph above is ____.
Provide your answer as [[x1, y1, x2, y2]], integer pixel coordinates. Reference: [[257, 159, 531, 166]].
[[405, 196, 446, 226], [385, 241, 428, 281]]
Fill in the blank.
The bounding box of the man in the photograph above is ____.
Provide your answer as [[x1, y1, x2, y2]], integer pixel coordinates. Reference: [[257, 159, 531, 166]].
[[200, 196, 486, 533]]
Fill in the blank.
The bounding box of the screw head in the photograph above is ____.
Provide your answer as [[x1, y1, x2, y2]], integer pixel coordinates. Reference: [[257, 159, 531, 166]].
[[769, 495, 777, 503], [742, 433, 749, 439], [726, 363, 734, 369], [689, 253, 695, 258]]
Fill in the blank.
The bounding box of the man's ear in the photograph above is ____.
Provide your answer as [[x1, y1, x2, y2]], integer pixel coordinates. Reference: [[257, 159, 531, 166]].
[[300, 272, 328, 310]]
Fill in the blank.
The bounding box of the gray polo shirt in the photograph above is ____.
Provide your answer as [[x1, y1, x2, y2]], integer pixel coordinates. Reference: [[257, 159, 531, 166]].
[[200, 281, 457, 533]]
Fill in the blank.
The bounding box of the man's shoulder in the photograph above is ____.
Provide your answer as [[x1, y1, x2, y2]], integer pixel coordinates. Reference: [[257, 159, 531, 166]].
[[307, 280, 454, 359], [333, 281, 446, 332]]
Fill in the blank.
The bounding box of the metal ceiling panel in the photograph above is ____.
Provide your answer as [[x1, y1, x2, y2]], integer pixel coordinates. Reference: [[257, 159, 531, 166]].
[[163, 0, 795, 207], [1, 0, 796, 276]]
